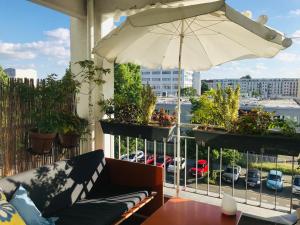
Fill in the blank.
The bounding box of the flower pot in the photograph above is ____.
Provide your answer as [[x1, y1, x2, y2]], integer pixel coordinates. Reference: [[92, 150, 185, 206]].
[[58, 133, 80, 148], [29, 131, 56, 155], [193, 127, 300, 156], [100, 120, 175, 141]]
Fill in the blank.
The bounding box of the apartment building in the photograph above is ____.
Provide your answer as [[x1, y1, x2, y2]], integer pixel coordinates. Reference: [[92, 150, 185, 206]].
[[4, 68, 37, 84], [206, 78, 300, 98], [141, 68, 201, 96]]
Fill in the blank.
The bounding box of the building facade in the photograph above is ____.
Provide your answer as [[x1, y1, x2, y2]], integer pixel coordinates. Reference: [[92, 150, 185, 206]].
[[141, 68, 201, 97], [4, 68, 38, 84], [206, 78, 300, 98]]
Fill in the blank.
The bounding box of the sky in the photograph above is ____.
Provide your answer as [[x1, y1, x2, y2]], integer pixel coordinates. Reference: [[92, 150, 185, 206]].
[[0, 0, 300, 79]]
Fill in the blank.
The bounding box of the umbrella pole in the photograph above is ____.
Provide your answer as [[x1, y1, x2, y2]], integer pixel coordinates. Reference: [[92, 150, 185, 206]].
[[176, 20, 184, 198]]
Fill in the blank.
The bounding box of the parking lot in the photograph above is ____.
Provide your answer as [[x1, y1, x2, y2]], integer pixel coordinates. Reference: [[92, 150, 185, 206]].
[[165, 165, 300, 210]]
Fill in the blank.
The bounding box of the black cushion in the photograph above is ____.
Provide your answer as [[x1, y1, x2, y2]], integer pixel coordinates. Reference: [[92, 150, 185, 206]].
[[55, 187, 149, 225], [0, 150, 106, 216]]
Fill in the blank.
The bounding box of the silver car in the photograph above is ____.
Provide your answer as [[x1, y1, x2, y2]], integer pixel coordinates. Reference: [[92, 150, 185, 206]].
[[293, 175, 300, 195]]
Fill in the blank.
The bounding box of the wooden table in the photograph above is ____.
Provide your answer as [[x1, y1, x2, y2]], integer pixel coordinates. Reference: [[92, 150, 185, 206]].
[[141, 198, 242, 225]]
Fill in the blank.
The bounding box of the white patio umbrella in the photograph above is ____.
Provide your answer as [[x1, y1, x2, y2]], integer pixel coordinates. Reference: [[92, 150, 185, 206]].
[[93, 0, 292, 196]]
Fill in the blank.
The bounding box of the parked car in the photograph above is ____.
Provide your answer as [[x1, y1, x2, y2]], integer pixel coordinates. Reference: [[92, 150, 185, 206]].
[[156, 155, 172, 168], [120, 150, 144, 162], [245, 169, 261, 188], [167, 157, 186, 173], [189, 160, 208, 177], [221, 165, 241, 183], [266, 170, 283, 191], [146, 155, 172, 168], [292, 175, 300, 195]]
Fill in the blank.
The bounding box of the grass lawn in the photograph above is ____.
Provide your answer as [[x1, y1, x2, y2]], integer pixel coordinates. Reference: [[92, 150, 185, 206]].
[[250, 162, 299, 175]]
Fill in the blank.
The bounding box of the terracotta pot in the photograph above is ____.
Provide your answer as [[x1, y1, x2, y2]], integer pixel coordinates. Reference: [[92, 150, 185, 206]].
[[29, 131, 56, 154], [58, 133, 80, 148]]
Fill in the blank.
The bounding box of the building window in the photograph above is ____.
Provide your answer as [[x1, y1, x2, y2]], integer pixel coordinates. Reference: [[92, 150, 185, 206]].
[[173, 70, 179, 74], [152, 78, 161, 81], [162, 78, 171, 81], [142, 71, 150, 75], [152, 71, 161, 75], [162, 70, 171, 74]]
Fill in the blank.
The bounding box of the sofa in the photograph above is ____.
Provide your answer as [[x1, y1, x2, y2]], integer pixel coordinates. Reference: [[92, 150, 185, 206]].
[[0, 150, 163, 225]]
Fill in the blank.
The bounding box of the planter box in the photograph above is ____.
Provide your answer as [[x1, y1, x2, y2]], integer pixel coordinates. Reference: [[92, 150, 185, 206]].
[[193, 128, 300, 156], [100, 120, 175, 141]]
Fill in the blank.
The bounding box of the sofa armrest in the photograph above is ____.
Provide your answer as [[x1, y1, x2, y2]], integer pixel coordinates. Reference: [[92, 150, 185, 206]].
[[105, 158, 163, 216]]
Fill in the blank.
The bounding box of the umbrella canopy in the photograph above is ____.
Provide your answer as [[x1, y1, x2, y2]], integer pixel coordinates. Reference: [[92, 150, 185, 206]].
[[94, 0, 292, 71], [93, 0, 292, 197]]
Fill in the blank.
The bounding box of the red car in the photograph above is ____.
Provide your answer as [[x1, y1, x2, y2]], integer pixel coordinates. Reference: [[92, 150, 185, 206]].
[[189, 159, 208, 177], [146, 155, 172, 168]]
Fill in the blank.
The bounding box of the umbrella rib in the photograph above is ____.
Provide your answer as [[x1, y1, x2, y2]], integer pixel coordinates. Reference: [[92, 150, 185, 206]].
[[157, 24, 177, 35], [183, 17, 197, 34], [201, 23, 259, 57]]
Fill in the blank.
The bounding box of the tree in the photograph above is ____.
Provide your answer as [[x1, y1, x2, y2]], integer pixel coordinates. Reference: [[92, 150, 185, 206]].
[[0, 66, 8, 83], [181, 87, 197, 97], [240, 75, 251, 79], [222, 149, 241, 165], [201, 81, 209, 94], [191, 84, 240, 131]]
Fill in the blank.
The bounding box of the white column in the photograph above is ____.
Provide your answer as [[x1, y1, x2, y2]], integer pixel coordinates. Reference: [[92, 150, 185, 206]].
[[70, 0, 115, 156]]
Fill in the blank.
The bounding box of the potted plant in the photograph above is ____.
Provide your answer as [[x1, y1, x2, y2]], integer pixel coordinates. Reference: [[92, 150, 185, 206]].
[[29, 74, 62, 154], [57, 112, 89, 148], [99, 85, 176, 141], [192, 85, 300, 156]]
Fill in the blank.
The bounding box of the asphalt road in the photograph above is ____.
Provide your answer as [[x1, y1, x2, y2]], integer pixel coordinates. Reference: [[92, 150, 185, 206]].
[[165, 167, 300, 210]]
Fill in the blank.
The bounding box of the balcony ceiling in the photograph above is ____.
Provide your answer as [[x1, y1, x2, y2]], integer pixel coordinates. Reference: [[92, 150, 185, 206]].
[[30, 0, 221, 19]]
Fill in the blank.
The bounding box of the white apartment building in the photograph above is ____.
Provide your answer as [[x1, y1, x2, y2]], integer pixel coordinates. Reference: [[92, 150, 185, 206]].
[[4, 68, 38, 84], [206, 78, 300, 98], [141, 68, 201, 96]]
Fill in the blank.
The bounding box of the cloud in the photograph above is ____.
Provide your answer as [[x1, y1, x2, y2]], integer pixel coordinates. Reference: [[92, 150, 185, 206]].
[[292, 30, 300, 44], [275, 52, 300, 62], [290, 9, 300, 16], [0, 27, 70, 61]]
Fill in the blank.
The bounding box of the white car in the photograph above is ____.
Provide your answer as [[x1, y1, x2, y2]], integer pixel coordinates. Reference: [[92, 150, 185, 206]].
[[167, 157, 186, 173], [222, 165, 242, 183], [292, 175, 300, 195], [120, 150, 144, 162]]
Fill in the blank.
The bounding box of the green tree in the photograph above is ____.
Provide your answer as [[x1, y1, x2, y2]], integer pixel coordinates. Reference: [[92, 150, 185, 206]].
[[181, 87, 197, 97], [191, 84, 240, 130], [222, 149, 241, 165], [201, 81, 209, 94], [0, 66, 8, 83]]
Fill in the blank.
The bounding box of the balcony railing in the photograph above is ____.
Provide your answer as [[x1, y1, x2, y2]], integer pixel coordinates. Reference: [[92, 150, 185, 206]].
[[112, 129, 299, 213]]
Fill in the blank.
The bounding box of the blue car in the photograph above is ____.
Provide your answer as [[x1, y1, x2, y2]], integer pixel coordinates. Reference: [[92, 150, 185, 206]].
[[266, 170, 283, 191]]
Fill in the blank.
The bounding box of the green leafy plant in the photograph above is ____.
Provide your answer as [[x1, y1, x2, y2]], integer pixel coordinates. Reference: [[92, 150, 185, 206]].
[[140, 85, 157, 124], [270, 118, 296, 136], [57, 112, 89, 136], [191, 84, 240, 130]]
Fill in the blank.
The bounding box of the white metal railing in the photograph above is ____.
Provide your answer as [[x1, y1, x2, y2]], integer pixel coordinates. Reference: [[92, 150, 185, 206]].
[[114, 134, 299, 213]]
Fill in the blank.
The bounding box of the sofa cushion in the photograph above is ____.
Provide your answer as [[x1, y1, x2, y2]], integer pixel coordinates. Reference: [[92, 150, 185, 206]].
[[0, 150, 106, 217], [55, 187, 149, 225]]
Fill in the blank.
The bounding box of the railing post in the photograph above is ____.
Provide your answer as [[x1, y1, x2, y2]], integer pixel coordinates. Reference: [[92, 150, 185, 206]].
[[232, 149, 235, 197], [163, 138, 167, 185], [219, 148, 222, 198], [173, 138, 176, 187], [274, 155, 278, 210], [126, 137, 129, 161], [245, 150, 249, 204], [154, 140, 157, 166], [184, 138, 187, 189], [135, 138, 138, 163], [118, 136, 121, 159], [290, 156, 295, 213], [259, 148, 264, 207], [144, 139, 147, 165], [207, 146, 210, 195], [195, 143, 198, 193]]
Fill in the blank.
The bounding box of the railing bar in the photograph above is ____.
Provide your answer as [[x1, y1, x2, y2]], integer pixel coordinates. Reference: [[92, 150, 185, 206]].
[[195, 144, 198, 192], [184, 138, 187, 189], [174, 138, 176, 187], [219, 148, 222, 198], [154, 140, 157, 166], [135, 138, 138, 163], [163, 138, 167, 185], [126, 137, 129, 161], [259, 149, 263, 207], [232, 149, 235, 197], [144, 139, 147, 165], [275, 155, 278, 210], [118, 136, 121, 160], [290, 155, 295, 213], [207, 146, 210, 195], [245, 150, 249, 204]]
